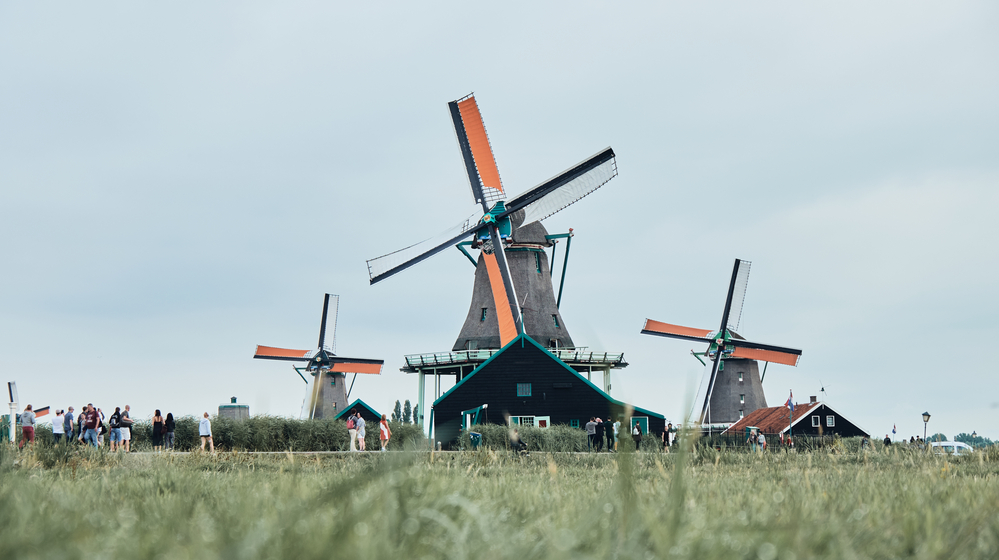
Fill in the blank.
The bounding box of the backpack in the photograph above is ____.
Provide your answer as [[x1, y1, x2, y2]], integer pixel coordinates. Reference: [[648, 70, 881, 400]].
[[109, 413, 120, 429], [346, 417, 356, 430]]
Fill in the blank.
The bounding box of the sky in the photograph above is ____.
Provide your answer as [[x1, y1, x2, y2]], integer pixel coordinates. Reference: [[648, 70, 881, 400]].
[[2, 2, 997, 442]]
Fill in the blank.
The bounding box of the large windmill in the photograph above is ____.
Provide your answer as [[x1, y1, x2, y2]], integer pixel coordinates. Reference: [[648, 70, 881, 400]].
[[253, 294, 384, 419], [367, 94, 632, 436], [367, 94, 618, 348], [641, 259, 802, 428]]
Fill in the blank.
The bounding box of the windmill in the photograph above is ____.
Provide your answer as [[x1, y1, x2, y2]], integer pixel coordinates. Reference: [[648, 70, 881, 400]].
[[253, 294, 384, 420], [641, 259, 802, 428], [366, 93, 618, 350]]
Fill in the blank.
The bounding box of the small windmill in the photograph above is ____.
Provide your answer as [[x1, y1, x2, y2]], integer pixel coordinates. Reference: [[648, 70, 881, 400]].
[[253, 294, 383, 419], [366, 93, 617, 351], [641, 259, 802, 427]]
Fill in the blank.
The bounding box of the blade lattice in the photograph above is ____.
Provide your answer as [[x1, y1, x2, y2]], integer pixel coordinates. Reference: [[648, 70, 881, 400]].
[[366, 213, 480, 282], [516, 149, 617, 225], [322, 294, 339, 353], [454, 95, 505, 206], [727, 260, 751, 333]]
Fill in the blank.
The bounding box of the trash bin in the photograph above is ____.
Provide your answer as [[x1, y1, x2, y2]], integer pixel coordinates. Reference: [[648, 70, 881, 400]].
[[469, 432, 482, 450]]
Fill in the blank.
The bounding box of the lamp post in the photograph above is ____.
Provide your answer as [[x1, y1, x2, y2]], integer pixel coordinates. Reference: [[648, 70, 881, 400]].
[[922, 411, 931, 442], [972, 431, 977, 447]]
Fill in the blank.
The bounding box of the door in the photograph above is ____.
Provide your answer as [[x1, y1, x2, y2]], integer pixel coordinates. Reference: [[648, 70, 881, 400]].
[[536, 416, 551, 429], [631, 416, 649, 435]]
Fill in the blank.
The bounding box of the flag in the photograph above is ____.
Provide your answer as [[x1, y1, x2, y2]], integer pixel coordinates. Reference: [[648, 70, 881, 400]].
[[784, 391, 794, 413], [34, 406, 50, 418], [892, 424, 896, 435]]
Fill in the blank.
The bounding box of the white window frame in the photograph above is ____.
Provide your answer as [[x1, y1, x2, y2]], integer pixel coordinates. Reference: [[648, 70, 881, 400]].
[[510, 416, 535, 427], [811, 415, 820, 427], [826, 416, 835, 427]]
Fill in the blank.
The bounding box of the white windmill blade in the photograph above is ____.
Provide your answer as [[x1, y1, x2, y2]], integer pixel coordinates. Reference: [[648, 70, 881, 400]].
[[366, 211, 481, 283], [506, 147, 618, 226], [299, 373, 315, 420], [726, 259, 751, 333], [689, 360, 715, 423], [322, 294, 339, 353]]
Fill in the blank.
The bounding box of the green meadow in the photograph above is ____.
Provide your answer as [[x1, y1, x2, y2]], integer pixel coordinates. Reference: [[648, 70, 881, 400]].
[[2, 437, 997, 560]]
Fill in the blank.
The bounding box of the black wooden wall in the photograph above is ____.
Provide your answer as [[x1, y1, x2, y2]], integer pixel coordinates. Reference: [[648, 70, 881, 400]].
[[433, 336, 664, 448], [791, 404, 869, 438]]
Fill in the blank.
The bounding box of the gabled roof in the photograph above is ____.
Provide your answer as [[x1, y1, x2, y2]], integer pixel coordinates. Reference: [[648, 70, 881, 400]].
[[723, 401, 821, 435], [433, 333, 663, 419], [333, 399, 380, 421]]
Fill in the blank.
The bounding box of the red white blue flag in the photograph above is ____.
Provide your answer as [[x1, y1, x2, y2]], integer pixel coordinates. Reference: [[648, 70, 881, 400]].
[[784, 391, 794, 413]]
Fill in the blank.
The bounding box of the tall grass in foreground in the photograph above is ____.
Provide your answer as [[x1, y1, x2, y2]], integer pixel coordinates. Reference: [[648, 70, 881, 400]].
[[1, 438, 998, 559]]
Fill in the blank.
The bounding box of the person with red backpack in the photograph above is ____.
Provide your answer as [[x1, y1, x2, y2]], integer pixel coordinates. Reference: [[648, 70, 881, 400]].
[[347, 409, 358, 452]]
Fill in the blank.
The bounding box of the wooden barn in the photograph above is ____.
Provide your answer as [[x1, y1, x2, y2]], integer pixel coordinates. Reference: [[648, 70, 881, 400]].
[[333, 398, 382, 425], [724, 396, 869, 439], [431, 334, 664, 448]]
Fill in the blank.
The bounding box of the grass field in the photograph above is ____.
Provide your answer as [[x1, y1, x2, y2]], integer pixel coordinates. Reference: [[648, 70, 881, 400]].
[[2, 437, 998, 560]]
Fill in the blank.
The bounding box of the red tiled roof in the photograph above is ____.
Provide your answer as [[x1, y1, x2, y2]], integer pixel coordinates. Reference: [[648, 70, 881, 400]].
[[723, 401, 822, 435]]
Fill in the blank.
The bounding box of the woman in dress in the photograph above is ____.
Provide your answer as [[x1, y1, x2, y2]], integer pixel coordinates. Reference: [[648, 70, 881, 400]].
[[164, 412, 176, 451], [379, 414, 392, 451], [152, 409, 164, 452]]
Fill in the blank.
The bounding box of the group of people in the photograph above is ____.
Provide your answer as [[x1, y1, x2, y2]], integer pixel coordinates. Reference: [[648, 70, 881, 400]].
[[583, 418, 678, 452], [345, 410, 393, 452], [15, 403, 216, 453]]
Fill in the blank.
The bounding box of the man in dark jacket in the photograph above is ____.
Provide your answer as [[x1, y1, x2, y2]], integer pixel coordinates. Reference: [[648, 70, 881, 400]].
[[595, 418, 606, 452]]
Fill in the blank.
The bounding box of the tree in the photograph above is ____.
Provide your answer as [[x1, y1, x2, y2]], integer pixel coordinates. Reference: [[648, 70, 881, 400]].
[[391, 400, 402, 423], [955, 432, 994, 448], [413, 404, 419, 425], [402, 400, 412, 424], [928, 432, 948, 443]]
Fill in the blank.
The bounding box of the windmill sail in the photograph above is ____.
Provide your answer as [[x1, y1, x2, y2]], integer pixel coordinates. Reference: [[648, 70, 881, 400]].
[[320, 294, 339, 353], [512, 148, 618, 225], [450, 94, 505, 206], [726, 260, 751, 333], [366, 213, 480, 284]]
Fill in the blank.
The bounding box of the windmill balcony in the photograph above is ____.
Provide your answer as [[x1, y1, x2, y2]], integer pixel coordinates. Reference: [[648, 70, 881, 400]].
[[402, 347, 627, 373]]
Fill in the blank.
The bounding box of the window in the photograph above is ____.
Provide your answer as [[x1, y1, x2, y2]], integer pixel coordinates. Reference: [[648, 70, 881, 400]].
[[552, 314, 560, 328], [517, 383, 532, 397], [570, 419, 579, 428], [480, 308, 488, 321], [740, 394, 745, 404], [826, 416, 835, 427], [739, 410, 744, 419], [738, 372, 744, 383], [535, 252, 542, 273], [811, 416, 820, 427], [519, 416, 536, 427]]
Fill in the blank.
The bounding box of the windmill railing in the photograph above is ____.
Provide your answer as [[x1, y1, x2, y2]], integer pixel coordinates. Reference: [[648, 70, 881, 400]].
[[403, 347, 626, 368]]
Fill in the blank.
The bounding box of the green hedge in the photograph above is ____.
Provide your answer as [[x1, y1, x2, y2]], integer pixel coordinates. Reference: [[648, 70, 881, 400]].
[[452, 423, 661, 452], [11, 417, 427, 452]]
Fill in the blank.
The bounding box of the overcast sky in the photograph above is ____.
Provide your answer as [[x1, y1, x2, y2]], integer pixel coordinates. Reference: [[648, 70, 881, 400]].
[[2, 2, 996, 441]]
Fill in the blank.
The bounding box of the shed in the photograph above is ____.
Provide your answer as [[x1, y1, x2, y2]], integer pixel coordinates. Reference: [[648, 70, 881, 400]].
[[334, 399, 382, 425], [724, 398, 869, 438]]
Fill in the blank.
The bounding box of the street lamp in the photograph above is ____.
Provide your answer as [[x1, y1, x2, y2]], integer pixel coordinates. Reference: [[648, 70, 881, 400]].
[[972, 431, 978, 447], [922, 411, 931, 441]]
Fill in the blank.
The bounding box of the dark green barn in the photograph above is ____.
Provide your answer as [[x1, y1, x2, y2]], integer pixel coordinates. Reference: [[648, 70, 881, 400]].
[[431, 334, 664, 448]]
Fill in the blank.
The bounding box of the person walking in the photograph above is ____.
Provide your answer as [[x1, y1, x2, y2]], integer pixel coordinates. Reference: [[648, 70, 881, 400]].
[[884, 434, 892, 447], [120, 405, 133, 452], [152, 410, 164, 452], [77, 405, 87, 444], [631, 422, 643, 450], [757, 431, 767, 452], [96, 409, 107, 447], [356, 413, 367, 451], [595, 418, 606, 452], [164, 413, 176, 451], [347, 409, 359, 451], [108, 407, 123, 452], [82, 404, 100, 447], [605, 417, 615, 452], [585, 417, 597, 451], [379, 414, 392, 451], [19, 405, 36, 448], [199, 412, 214, 452], [64, 407, 75, 442], [613, 418, 621, 451], [53, 409, 65, 444]]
